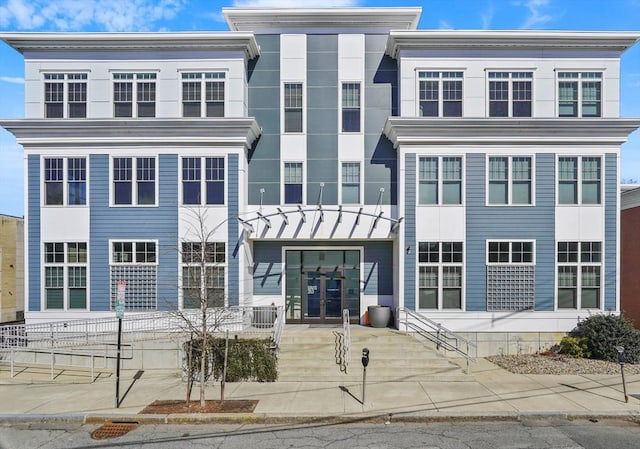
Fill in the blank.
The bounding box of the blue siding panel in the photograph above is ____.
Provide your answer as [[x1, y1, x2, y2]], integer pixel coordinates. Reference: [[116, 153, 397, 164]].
[[89, 154, 179, 312], [605, 153, 617, 311], [227, 154, 239, 306], [28, 155, 41, 312], [465, 153, 556, 312], [404, 154, 416, 309]]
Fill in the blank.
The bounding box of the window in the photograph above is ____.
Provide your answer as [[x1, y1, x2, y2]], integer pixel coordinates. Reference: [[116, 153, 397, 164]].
[[110, 241, 157, 311], [488, 71, 532, 117], [488, 156, 532, 205], [43, 157, 87, 206], [418, 71, 463, 117], [284, 83, 303, 132], [44, 242, 87, 310], [341, 162, 361, 204], [341, 83, 361, 132], [558, 156, 601, 205], [284, 162, 303, 204], [418, 156, 462, 205], [112, 157, 157, 206], [557, 241, 602, 309], [182, 157, 225, 205], [418, 242, 463, 309], [181, 242, 226, 309], [113, 73, 156, 118], [558, 72, 602, 117], [44, 73, 87, 118], [181, 72, 225, 117], [486, 240, 535, 311]]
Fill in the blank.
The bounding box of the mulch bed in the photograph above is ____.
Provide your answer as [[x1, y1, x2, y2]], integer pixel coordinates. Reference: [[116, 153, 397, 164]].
[[140, 399, 258, 414]]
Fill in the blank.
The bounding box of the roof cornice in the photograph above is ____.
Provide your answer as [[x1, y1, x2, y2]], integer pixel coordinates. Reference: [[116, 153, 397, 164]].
[[386, 30, 640, 58], [0, 118, 262, 148], [383, 118, 640, 148], [223, 7, 421, 33], [0, 32, 260, 59]]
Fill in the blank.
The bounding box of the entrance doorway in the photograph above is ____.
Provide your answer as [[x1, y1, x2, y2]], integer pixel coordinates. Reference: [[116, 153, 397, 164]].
[[285, 249, 360, 324]]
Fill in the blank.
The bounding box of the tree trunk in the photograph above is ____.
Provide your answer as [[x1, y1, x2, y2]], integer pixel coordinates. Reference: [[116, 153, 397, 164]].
[[221, 329, 229, 402], [200, 309, 207, 407]]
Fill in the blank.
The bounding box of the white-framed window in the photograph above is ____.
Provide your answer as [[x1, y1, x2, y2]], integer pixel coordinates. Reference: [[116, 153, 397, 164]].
[[109, 240, 158, 311], [558, 72, 602, 117], [181, 72, 225, 117], [488, 71, 532, 117], [181, 157, 225, 206], [418, 242, 463, 310], [557, 241, 602, 309], [341, 162, 361, 204], [487, 156, 533, 205], [558, 156, 601, 205], [486, 240, 536, 311], [283, 82, 304, 133], [341, 82, 361, 133], [113, 73, 157, 118], [283, 161, 304, 204], [111, 156, 157, 206], [418, 71, 463, 117], [43, 242, 88, 310], [181, 242, 226, 309], [43, 157, 87, 206], [44, 73, 87, 118], [418, 156, 462, 205]]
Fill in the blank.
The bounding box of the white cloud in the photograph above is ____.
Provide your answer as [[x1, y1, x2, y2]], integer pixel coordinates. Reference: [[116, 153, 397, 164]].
[[0, 0, 187, 31], [439, 20, 453, 30], [0, 76, 24, 84], [518, 0, 555, 29], [481, 5, 494, 30], [232, 0, 360, 6]]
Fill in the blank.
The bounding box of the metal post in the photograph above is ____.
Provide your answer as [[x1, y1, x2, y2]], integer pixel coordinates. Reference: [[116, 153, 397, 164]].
[[362, 365, 367, 405], [115, 317, 122, 408], [617, 346, 628, 403]]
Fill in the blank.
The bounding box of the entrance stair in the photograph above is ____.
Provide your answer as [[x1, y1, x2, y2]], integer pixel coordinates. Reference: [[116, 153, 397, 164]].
[[276, 325, 471, 382]]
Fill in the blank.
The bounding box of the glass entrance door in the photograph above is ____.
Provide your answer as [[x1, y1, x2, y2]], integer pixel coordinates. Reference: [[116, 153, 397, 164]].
[[303, 269, 343, 322]]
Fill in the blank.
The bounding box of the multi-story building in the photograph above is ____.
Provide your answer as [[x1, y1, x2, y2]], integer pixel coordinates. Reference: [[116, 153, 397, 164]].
[[0, 214, 24, 323], [621, 185, 640, 327], [1, 7, 639, 349]]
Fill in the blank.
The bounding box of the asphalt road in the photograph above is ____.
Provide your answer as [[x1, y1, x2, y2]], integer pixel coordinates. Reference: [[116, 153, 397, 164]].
[[1, 418, 640, 449]]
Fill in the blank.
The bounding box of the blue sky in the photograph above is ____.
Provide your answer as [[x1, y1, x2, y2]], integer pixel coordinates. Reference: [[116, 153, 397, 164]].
[[1, 0, 639, 217]]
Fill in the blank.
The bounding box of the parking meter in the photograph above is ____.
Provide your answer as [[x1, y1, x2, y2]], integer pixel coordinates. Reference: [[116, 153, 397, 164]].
[[361, 348, 370, 368], [617, 346, 629, 403], [617, 346, 626, 365]]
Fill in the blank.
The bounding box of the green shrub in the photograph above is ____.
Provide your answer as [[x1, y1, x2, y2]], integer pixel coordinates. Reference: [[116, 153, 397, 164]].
[[558, 336, 590, 358], [569, 314, 640, 363], [185, 337, 278, 382]]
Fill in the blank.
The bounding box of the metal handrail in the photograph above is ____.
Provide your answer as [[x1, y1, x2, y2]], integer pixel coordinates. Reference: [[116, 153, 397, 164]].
[[397, 307, 477, 373], [272, 306, 285, 354], [342, 308, 351, 374]]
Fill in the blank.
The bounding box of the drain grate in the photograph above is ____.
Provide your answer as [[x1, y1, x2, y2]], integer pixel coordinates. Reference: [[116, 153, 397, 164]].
[[91, 422, 139, 440]]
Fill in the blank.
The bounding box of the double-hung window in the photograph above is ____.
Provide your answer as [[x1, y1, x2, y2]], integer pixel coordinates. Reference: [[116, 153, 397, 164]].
[[488, 72, 532, 117], [341, 82, 361, 132], [486, 240, 535, 311], [284, 162, 303, 204], [113, 73, 156, 117], [418, 242, 463, 309], [181, 72, 225, 117], [181, 157, 225, 205], [43, 157, 87, 206], [488, 156, 532, 205], [341, 162, 361, 204], [558, 72, 602, 117], [418, 156, 462, 205], [44, 242, 87, 310], [110, 241, 157, 311], [181, 242, 226, 309], [112, 157, 157, 206], [284, 83, 303, 133], [44, 73, 87, 118], [557, 241, 602, 309], [418, 71, 463, 117], [558, 156, 601, 205]]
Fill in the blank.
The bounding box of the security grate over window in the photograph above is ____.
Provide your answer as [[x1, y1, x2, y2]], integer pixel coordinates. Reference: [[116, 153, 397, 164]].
[[110, 265, 157, 311], [486, 265, 535, 311]]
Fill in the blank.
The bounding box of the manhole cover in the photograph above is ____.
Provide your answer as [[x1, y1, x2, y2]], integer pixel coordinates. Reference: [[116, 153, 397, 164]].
[[91, 422, 139, 440]]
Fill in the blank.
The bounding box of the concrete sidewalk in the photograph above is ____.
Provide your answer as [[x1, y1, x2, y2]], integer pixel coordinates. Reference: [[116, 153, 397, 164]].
[[1, 358, 639, 424]]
